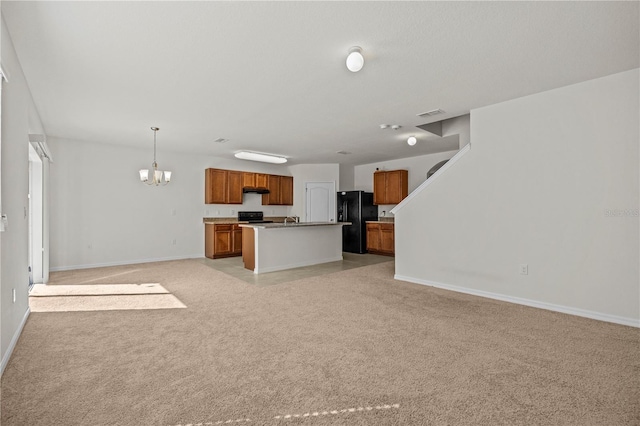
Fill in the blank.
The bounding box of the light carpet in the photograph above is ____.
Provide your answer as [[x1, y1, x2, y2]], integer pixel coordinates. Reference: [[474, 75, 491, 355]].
[[2, 259, 638, 425]]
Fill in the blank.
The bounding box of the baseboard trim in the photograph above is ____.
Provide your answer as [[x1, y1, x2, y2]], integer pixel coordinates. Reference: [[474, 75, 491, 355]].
[[50, 254, 203, 272], [1, 307, 30, 377], [255, 256, 343, 274], [394, 274, 640, 328]]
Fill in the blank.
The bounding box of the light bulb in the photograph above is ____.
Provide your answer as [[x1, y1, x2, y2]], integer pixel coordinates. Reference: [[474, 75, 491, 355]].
[[407, 136, 417, 146], [346, 47, 364, 72]]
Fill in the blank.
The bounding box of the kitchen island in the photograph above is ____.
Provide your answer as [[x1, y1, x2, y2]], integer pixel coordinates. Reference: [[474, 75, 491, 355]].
[[240, 222, 348, 274]]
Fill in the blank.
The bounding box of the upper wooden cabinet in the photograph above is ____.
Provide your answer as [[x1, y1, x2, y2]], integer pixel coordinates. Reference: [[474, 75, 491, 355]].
[[373, 169, 408, 205], [262, 174, 293, 206], [280, 176, 293, 205], [205, 168, 243, 204], [242, 172, 256, 188], [205, 169, 293, 205]]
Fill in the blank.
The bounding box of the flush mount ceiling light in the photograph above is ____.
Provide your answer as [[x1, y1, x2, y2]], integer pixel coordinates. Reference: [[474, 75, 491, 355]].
[[346, 46, 364, 72], [139, 127, 171, 186], [234, 151, 287, 164], [407, 136, 417, 146]]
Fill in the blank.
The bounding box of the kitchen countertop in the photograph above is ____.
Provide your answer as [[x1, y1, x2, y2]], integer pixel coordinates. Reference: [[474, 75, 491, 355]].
[[239, 222, 350, 229], [366, 220, 395, 224]]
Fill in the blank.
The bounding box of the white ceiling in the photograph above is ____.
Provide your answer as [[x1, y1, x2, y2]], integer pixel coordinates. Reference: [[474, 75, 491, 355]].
[[2, 1, 638, 166]]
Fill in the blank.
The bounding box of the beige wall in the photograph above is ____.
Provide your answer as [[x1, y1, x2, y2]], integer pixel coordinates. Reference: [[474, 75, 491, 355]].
[[394, 69, 639, 325]]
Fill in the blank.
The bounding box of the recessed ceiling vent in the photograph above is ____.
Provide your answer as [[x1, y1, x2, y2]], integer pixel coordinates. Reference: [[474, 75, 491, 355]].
[[417, 109, 445, 118], [213, 138, 229, 143], [336, 151, 352, 155]]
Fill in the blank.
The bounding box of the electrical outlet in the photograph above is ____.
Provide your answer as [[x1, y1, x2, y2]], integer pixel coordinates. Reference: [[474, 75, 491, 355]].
[[519, 264, 528, 275], [171, 239, 177, 245], [231, 209, 235, 215], [171, 209, 177, 216], [87, 244, 92, 249]]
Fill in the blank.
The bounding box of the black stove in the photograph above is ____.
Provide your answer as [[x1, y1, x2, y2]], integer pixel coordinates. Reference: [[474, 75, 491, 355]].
[[238, 211, 273, 224]]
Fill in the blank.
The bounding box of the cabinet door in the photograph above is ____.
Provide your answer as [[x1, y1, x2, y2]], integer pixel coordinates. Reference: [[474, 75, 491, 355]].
[[205, 224, 216, 259], [280, 176, 293, 205], [228, 171, 243, 204], [373, 172, 386, 205], [263, 175, 281, 205], [205, 168, 228, 204], [366, 223, 380, 252], [255, 173, 269, 188], [242, 172, 256, 188], [232, 225, 243, 255], [385, 170, 407, 204], [214, 224, 233, 256], [380, 223, 395, 254]]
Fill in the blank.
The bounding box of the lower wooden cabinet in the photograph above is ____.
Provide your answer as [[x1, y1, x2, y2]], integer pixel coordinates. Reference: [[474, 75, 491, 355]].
[[366, 222, 395, 256], [205, 223, 243, 259]]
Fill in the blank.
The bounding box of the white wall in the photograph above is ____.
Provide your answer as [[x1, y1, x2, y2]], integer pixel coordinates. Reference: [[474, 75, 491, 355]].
[[354, 150, 459, 217], [339, 163, 354, 191], [1, 15, 45, 372], [49, 138, 292, 270], [394, 69, 640, 326], [288, 163, 339, 220]]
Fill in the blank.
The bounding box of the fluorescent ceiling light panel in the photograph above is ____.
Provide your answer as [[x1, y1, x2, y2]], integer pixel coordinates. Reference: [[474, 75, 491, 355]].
[[234, 151, 287, 164]]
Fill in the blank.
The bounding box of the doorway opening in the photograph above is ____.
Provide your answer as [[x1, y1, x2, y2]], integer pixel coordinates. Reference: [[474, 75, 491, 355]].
[[28, 143, 44, 286]]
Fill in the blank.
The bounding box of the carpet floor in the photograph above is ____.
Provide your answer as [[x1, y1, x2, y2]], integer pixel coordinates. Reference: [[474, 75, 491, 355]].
[[1, 259, 638, 425]]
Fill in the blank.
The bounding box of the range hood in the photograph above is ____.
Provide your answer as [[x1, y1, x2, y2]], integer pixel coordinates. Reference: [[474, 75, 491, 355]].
[[243, 187, 270, 194]]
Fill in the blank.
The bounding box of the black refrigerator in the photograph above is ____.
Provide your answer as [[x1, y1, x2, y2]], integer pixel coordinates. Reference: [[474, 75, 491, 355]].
[[337, 191, 378, 254]]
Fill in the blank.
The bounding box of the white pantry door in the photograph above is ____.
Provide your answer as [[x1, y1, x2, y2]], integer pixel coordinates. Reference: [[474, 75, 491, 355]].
[[305, 182, 336, 223]]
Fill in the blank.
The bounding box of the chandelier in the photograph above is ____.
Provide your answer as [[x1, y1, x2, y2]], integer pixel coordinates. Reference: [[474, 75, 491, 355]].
[[139, 127, 171, 186]]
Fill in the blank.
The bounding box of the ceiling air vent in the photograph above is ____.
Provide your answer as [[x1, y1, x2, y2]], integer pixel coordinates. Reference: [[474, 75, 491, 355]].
[[336, 151, 352, 155], [417, 109, 445, 118], [213, 138, 229, 143]]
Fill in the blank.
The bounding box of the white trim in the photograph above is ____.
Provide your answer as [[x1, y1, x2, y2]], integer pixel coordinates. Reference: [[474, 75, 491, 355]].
[[394, 274, 640, 328], [49, 254, 202, 272], [255, 256, 343, 274], [390, 143, 471, 215], [1, 308, 30, 376]]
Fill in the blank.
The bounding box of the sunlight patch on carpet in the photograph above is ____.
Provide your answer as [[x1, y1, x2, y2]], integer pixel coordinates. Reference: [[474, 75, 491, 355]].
[[171, 403, 400, 425], [30, 283, 169, 296], [29, 283, 186, 312]]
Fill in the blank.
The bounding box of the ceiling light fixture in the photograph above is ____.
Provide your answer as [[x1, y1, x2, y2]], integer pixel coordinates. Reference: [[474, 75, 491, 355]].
[[391, 125, 402, 130], [139, 127, 171, 186], [346, 46, 364, 72], [234, 151, 287, 164], [407, 136, 417, 146], [379, 124, 389, 129]]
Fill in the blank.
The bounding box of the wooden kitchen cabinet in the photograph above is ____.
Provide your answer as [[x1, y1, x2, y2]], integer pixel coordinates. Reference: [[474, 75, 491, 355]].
[[205, 168, 292, 205], [262, 174, 294, 206], [366, 222, 395, 256], [366, 223, 381, 252], [242, 172, 256, 188], [205, 223, 243, 259], [373, 169, 408, 205], [280, 175, 293, 205], [256, 173, 269, 188], [205, 168, 243, 204]]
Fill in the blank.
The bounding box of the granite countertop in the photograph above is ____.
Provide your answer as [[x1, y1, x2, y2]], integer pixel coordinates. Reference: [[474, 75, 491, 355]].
[[239, 222, 350, 229], [366, 219, 395, 224]]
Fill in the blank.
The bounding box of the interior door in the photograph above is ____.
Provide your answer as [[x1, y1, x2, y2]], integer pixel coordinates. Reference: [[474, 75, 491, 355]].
[[305, 182, 336, 222]]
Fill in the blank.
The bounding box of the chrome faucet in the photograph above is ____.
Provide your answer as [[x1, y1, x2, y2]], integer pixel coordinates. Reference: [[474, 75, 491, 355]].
[[284, 216, 299, 225]]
